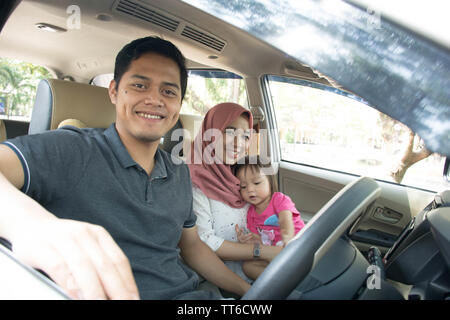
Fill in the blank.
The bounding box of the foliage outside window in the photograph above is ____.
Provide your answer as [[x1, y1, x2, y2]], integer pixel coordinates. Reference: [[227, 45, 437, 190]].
[[182, 70, 248, 116], [267, 76, 448, 192], [0, 58, 53, 121]]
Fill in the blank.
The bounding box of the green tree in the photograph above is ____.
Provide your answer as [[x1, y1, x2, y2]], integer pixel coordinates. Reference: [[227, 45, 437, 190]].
[[182, 76, 247, 116], [378, 113, 433, 183], [0, 58, 52, 118]]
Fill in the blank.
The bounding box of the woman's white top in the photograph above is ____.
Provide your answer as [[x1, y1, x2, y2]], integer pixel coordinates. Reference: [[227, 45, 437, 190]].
[[192, 185, 252, 283]]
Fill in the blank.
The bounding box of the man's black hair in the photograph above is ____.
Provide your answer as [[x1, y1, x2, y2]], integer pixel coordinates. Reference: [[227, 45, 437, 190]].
[[114, 36, 187, 100]]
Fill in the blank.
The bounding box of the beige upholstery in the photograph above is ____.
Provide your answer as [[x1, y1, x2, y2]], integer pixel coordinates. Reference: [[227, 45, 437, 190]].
[[57, 118, 87, 129], [31, 79, 204, 160], [161, 113, 203, 158], [178, 113, 203, 157], [0, 120, 6, 142], [29, 79, 116, 134]]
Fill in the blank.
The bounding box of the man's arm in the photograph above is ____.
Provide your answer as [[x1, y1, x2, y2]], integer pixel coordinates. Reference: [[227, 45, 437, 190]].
[[0, 144, 139, 300], [178, 226, 251, 297]]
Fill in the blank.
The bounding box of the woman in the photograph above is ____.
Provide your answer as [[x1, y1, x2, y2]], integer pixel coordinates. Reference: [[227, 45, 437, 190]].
[[187, 102, 282, 283]]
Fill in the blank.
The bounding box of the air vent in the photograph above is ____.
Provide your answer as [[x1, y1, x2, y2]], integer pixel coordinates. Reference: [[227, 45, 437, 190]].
[[115, 0, 180, 32], [113, 0, 226, 53], [181, 25, 226, 52]]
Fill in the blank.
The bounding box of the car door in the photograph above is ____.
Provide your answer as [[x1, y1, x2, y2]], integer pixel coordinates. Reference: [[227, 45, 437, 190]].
[[261, 75, 444, 254]]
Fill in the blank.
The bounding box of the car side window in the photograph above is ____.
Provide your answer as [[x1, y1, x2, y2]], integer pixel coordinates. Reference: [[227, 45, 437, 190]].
[[0, 57, 53, 122], [266, 75, 448, 192], [182, 70, 248, 116]]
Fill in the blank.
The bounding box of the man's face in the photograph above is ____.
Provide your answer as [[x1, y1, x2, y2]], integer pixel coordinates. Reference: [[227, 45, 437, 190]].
[[108, 52, 182, 145]]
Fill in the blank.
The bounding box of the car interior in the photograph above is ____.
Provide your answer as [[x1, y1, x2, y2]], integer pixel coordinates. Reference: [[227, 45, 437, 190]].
[[0, 0, 449, 300], [28, 78, 202, 158], [0, 119, 6, 142]]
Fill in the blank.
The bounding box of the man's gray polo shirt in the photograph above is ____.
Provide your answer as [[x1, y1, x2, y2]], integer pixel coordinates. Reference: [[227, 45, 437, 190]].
[[2, 124, 217, 299]]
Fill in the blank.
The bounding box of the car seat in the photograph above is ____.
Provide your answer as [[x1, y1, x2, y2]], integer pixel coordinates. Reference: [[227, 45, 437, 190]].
[[162, 113, 202, 159], [0, 120, 6, 142], [29, 79, 202, 157], [28, 79, 116, 134]]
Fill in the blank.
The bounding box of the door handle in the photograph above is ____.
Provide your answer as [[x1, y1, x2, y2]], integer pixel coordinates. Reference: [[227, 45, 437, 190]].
[[373, 207, 402, 224]]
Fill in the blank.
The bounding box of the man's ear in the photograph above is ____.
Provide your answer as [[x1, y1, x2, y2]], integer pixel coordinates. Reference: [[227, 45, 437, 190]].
[[108, 80, 118, 104]]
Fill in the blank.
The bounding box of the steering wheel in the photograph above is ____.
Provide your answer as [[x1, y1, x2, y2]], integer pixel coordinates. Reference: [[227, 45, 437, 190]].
[[242, 176, 381, 300]]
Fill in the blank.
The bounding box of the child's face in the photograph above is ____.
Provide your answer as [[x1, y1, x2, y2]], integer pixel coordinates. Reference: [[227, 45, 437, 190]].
[[237, 167, 272, 208]]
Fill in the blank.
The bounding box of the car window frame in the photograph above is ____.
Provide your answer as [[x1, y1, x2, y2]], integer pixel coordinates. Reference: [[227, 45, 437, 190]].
[[181, 68, 250, 116], [261, 73, 446, 193], [183, 0, 450, 158]]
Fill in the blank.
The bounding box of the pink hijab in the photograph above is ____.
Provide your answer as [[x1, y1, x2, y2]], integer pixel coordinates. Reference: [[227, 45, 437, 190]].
[[188, 103, 253, 208]]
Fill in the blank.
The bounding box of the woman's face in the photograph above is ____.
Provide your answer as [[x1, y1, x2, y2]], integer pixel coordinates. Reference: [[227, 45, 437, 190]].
[[216, 115, 251, 165]]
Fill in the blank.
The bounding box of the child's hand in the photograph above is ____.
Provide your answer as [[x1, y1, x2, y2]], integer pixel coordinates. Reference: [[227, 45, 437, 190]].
[[280, 233, 294, 247], [235, 224, 248, 243], [235, 224, 262, 244], [279, 210, 295, 246]]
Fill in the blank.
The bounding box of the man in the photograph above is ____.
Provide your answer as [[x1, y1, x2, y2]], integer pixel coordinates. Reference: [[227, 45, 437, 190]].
[[0, 37, 250, 299]]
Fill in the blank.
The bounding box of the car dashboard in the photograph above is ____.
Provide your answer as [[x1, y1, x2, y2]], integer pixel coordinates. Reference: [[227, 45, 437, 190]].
[[285, 191, 449, 300], [384, 191, 450, 300]]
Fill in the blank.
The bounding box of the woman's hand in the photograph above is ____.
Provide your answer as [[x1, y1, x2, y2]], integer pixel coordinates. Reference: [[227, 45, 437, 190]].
[[235, 224, 261, 244]]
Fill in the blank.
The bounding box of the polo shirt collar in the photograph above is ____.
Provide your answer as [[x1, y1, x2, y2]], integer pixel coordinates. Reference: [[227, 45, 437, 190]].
[[151, 148, 168, 180], [104, 123, 136, 168], [104, 123, 167, 179]]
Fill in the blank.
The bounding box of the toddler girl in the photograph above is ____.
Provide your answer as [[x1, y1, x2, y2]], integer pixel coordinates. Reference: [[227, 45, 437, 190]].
[[235, 156, 305, 279]]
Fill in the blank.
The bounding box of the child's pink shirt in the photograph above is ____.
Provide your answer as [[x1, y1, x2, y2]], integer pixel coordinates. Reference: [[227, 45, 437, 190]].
[[246, 192, 305, 245]]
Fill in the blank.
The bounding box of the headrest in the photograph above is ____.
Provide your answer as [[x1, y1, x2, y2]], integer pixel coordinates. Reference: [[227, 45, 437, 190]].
[[57, 119, 87, 129], [161, 113, 202, 158], [28, 79, 116, 134], [179, 113, 203, 148], [0, 120, 6, 142], [434, 190, 450, 207]]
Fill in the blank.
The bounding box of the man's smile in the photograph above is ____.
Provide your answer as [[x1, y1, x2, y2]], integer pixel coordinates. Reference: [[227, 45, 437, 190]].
[[136, 111, 166, 120]]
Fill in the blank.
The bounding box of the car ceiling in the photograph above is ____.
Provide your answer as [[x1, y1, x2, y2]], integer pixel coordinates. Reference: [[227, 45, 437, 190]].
[[0, 0, 331, 85], [2, 0, 448, 156]]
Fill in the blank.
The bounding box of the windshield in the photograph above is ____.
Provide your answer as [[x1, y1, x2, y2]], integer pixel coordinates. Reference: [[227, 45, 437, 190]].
[[183, 0, 450, 157]]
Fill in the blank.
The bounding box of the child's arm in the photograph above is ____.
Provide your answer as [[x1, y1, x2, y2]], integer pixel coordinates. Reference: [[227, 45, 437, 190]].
[[278, 210, 295, 245]]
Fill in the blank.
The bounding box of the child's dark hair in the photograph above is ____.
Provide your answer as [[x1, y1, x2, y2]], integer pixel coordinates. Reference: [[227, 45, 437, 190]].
[[114, 36, 187, 100], [235, 155, 278, 195]]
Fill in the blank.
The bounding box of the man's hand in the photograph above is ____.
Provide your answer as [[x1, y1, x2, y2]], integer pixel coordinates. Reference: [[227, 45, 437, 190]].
[[0, 146, 139, 300], [11, 218, 140, 300]]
